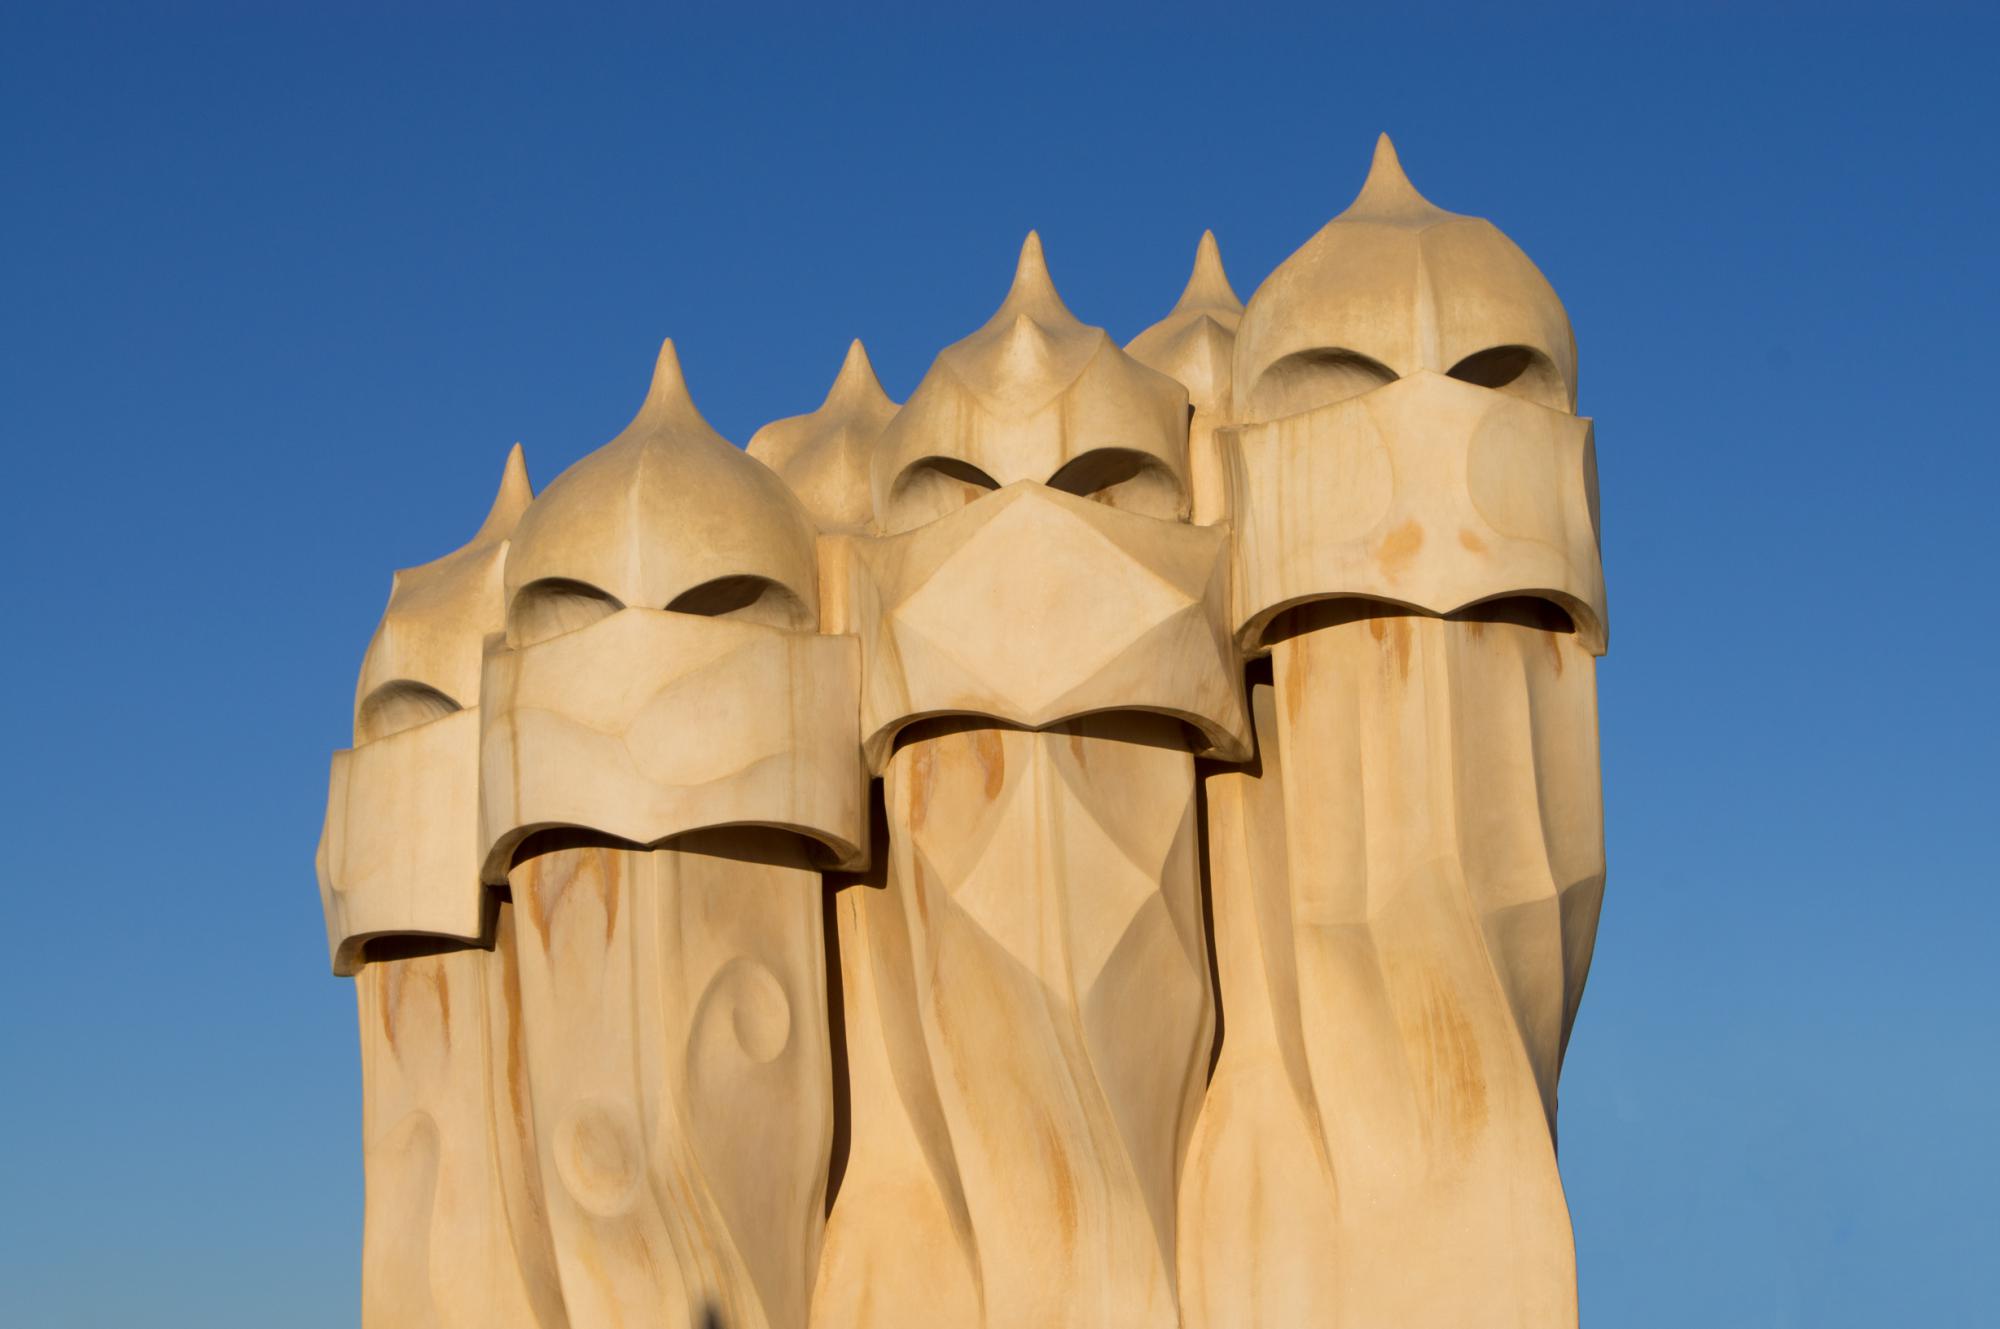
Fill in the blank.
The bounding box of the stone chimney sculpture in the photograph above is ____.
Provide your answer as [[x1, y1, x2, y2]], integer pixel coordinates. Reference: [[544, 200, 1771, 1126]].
[[316, 135, 1609, 1329], [316, 445, 568, 1328]]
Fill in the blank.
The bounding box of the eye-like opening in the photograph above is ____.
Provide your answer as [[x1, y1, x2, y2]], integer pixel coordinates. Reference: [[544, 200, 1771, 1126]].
[[882, 455, 1002, 533], [508, 577, 623, 648], [915, 456, 1000, 491], [1246, 348, 1398, 422], [1446, 345, 1569, 411], [1451, 594, 1576, 635], [1047, 448, 1187, 521], [360, 933, 487, 965], [665, 575, 813, 631], [358, 680, 460, 743]]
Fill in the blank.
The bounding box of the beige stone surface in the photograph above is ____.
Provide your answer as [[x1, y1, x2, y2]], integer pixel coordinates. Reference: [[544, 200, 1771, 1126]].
[[870, 234, 1192, 533], [1127, 230, 1243, 528], [482, 339, 863, 887], [478, 609, 865, 879], [318, 445, 529, 972], [318, 708, 484, 973], [472, 344, 861, 1327], [317, 134, 1610, 1328], [1176, 137, 1606, 1329], [819, 721, 1210, 1329], [1179, 607, 1602, 1328], [810, 236, 1242, 1327], [1231, 136, 1576, 421], [822, 483, 1249, 768], [355, 918, 568, 1329], [503, 341, 820, 637], [748, 340, 900, 535], [505, 837, 829, 1329], [1225, 369, 1605, 653], [1225, 135, 1603, 654], [318, 447, 567, 1327]]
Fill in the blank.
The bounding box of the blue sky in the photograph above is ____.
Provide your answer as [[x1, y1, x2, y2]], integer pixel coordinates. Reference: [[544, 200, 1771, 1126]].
[[2, 4, 1994, 1325]]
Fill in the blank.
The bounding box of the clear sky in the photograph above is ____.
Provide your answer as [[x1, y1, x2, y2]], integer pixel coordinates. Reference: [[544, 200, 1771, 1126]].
[[2, 3, 1994, 1325]]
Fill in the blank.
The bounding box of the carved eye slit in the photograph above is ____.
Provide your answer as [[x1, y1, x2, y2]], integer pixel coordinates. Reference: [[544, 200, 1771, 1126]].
[[358, 680, 460, 742], [1047, 448, 1187, 521], [509, 577, 623, 648], [883, 456, 1002, 533], [1245, 348, 1398, 422], [666, 576, 812, 632], [1447, 345, 1569, 411]]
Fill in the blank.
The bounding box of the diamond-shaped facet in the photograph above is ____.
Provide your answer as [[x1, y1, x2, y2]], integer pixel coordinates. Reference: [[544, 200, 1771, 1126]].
[[891, 490, 1195, 718]]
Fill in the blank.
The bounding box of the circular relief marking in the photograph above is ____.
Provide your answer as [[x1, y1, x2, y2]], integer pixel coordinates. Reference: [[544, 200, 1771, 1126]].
[[1465, 402, 1564, 543], [553, 1097, 643, 1217], [696, 956, 793, 1064]]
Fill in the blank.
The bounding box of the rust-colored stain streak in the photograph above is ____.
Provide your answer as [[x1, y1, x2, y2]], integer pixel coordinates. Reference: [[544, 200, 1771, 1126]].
[[426, 959, 452, 1052], [971, 728, 1006, 801], [600, 848, 621, 946], [1458, 527, 1487, 554], [1374, 518, 1424, 577], [1414, 969, 1488, 1147], [909, 845, 930, 930], [525, 846, 620, 944], [522, 855, 562, 939], [377, 954, 451, 1055], [376, 965, 399, 1053], [908, 743, 938, 835], [1367, 614, 1413, 681], [500, 920, 532, 1142], [928, 909, 986, 1091], [1037, 1105, 1080, 1250], [1283, 640, 1308, 716]]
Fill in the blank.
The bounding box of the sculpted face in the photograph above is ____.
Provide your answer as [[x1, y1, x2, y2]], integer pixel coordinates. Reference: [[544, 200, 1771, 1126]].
[[1226, 370, 1605, 652], [831, 233, 1248, 764], [502, 342, 819, 645], [477, 341, 865, 879], [316, 446, 531, 976], [747, 339, 901, 537], [832, 480, 1247, 766], [1222, 137, 1606, 654], [1231, 137, 1576, 425], [871, 232, 1193, 535]]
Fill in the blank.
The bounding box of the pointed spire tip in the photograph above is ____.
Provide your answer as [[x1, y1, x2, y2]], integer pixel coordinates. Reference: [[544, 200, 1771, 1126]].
[[1174, 227, 1242, 314], [640, 336, 695, 415], [499, 440, 530, 493], [623, 334, 724, 439], [1348, 131, 1442, 219], [474, 441, 534, 542], [824, 336, 889, 409], [649, 337, 687, 392], [1011, 230, 1053, 294], [980, 227, 1077, 331]]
